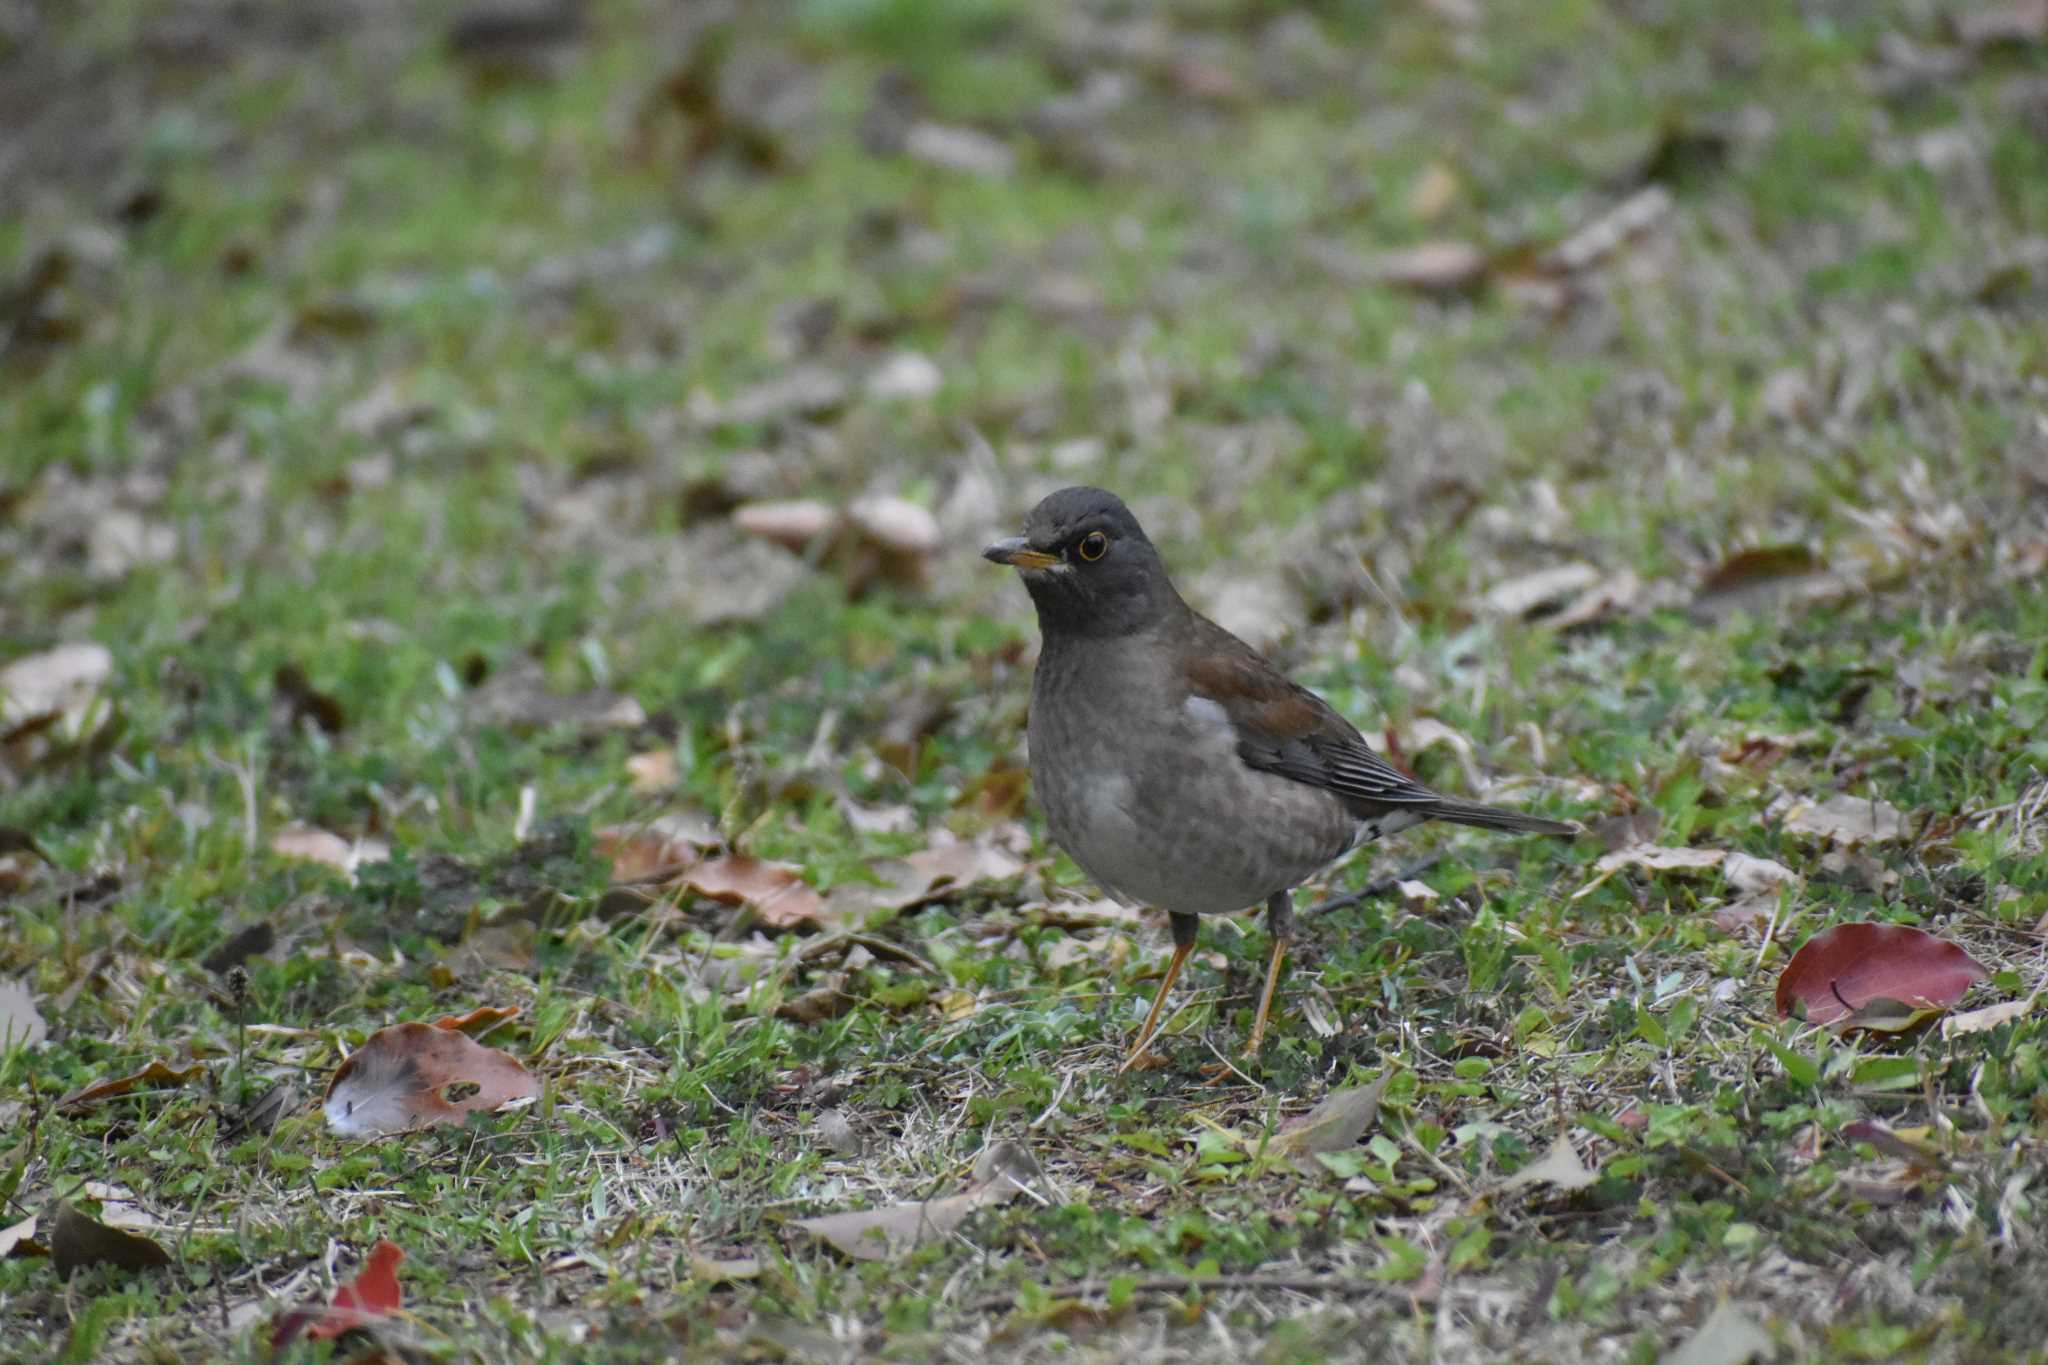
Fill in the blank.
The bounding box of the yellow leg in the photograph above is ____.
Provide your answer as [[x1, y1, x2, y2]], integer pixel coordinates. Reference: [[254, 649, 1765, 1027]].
[[1118, 937, 1195, 1074], [1242, 935, 1288, 1057], [1242, 891, 1294, 1058]]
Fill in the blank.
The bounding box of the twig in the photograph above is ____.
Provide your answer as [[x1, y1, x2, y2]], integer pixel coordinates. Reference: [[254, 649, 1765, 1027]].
[[1301, 855, 1445, 920], [967, 1271, 1391, 1315]]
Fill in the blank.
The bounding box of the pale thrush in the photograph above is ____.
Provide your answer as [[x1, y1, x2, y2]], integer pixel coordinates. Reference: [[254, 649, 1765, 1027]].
[[985, 486, 1579, 1069]]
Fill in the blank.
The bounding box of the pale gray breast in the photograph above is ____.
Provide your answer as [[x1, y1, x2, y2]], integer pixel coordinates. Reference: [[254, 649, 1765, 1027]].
[[1027, 634, 1367, 915]]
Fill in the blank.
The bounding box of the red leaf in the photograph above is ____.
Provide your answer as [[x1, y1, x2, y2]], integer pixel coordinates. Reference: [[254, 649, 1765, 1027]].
[[1775, 923, 1989, 1026], [272, 1239, 405, 1349]]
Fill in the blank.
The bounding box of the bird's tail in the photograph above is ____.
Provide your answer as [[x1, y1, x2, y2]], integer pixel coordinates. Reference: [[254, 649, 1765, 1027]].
[[1429, 798, 1581, 837]]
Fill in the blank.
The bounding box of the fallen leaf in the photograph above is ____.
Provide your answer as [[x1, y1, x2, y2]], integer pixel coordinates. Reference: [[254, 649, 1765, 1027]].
[[776, 971, 854, 1024], [272, 824, 392, 882], [0, 641, 113, 737], [1370, 241, 1488, 296], [1775, 923, 1989, 1028], [683, 854, 826, 929], [0, 1214, 39, 1258], [430, 1005, 520, 1038], [1267, 1073, 1392, 1174], [1542, 185, 1673, 274], [1481, 563, 1603, 618], [1591, 810, 1663, 852], [1712, 894, 1779, 935], [56, 1059, 204, 1112], [1841, 1119, 1946, 1169], [792, 1140, 1044, 1260], [272, 1239, 406, 1349], [0, 979, 47, 1051], [1502, 1134, 1599, 1193], [1778, 793, 1909, 846], [323, 1021, 540, 1137], [1662, 1299, 1774, 1365], [815, 1108, 863, 1157], [465, 657, 646, 735], [1723, 852, 1799, 894], [1942, 993, 2039, 1038], [733, 498, 837, 550], [1834, 996, 1943, 1035], [1694, 544, 1831, 618], [624, 747, 679, 793], [1594, 844, 1729, 875], [49, 1202, 171, 1277], [597, 811, 719, 882]]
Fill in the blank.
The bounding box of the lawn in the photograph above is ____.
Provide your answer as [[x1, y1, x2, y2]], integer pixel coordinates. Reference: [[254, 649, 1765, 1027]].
[[4, 0, 2048, 1360]]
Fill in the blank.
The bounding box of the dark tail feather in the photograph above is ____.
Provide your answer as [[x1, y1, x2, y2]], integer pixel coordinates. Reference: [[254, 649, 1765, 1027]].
[[1429, 799, 1581, 837]]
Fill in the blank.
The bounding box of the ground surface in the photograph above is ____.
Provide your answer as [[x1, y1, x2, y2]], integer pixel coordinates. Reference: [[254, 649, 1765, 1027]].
[[4, 0, 2048, 1361]]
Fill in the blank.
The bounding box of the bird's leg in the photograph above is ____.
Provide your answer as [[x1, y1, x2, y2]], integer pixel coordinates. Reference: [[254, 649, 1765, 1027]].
[[1243, 890, 1294, 1057], [1120, 912, 1199, 1073]]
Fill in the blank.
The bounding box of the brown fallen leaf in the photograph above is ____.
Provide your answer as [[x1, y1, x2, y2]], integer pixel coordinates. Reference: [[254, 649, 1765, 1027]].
[[776, 971, 854, 1024], [56, 1059, 204, 1112], [49, 1202, 171, 1277], [0, 978, 47, 1050], [1267, 1072, 1392, 1174], [1777, 793, 1909, 846], [792, 1140, 1045, 1260], [1775, 922, 1989, 1028], [1501, 1134, 1599, 1193], [684, 854, 826, 929], [430, 1005, 520, 1038], [1694, 544, 1837, 619], [596, 811, 720, 883], [323, 1021, 541, 1137]]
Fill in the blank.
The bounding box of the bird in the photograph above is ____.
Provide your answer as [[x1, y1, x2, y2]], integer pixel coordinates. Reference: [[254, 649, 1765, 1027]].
[[984, 486, 1579, 1071]]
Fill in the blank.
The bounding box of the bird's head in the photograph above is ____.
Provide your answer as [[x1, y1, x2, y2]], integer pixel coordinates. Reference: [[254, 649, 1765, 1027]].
[[983, 486, 1180, 639]]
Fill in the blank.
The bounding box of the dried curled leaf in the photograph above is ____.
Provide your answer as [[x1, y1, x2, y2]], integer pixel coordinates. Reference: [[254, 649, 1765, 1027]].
[[323, 1021, 540, 1137], [1267, 1073, 1392, 1174], [791, 1140, 1044, 1260], [56, 1059, 204, 1112]]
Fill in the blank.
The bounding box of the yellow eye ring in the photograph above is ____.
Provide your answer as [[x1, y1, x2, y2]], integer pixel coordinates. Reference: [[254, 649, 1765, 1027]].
[[1077, 531, 1108, 561]]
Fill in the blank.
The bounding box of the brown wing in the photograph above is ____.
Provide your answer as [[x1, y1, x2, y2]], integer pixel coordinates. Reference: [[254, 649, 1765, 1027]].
[[1179, 614, 1442, 814]]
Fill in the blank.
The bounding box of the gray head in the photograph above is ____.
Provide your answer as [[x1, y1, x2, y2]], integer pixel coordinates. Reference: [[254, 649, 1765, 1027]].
[[983, 487, 1182, 639]]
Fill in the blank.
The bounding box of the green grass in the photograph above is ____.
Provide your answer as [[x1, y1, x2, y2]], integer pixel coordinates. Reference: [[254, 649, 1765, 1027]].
[[4, 0, 2048, 1360]]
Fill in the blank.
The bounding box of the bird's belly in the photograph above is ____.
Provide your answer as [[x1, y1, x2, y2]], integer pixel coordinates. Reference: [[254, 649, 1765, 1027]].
[[1030, 706, 1360, 916]]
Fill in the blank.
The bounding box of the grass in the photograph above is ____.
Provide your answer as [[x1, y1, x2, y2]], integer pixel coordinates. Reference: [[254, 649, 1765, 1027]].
[[4, 0, 2048, 1360]]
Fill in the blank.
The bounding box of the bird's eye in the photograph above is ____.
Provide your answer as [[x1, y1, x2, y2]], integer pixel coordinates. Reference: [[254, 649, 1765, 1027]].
[[1076, 531, 1108, 561]]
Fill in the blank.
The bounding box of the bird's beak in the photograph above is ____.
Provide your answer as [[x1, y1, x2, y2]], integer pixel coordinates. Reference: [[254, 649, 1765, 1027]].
[[982, 537, 1060, 571]]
